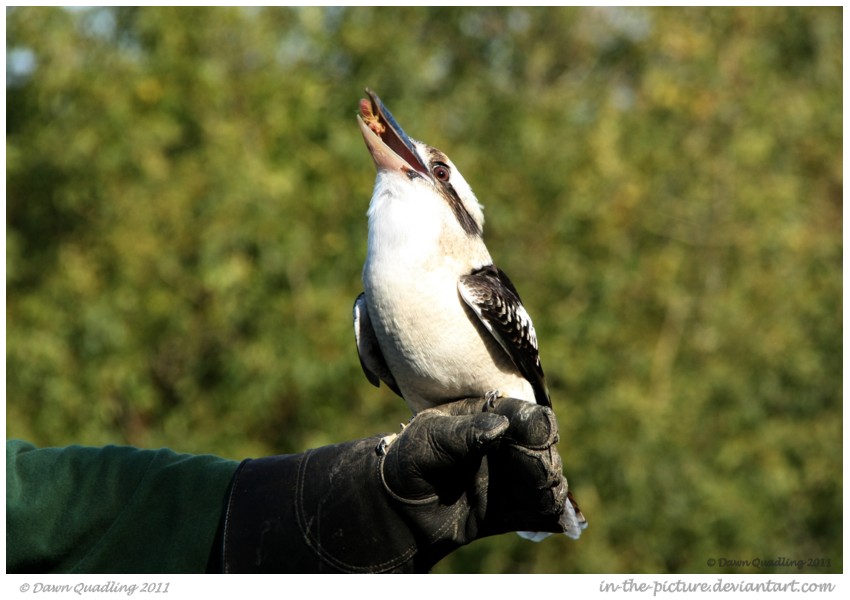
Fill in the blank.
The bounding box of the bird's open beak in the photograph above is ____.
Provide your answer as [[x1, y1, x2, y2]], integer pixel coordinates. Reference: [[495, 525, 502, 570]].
[[358, 89, 429, 176]]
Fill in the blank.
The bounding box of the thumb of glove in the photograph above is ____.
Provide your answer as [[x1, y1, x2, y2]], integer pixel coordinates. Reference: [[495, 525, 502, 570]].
[[383, 411, 509, 501]]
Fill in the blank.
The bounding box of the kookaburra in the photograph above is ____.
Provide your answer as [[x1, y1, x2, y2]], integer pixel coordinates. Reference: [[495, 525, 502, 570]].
[[353, 89, 586, 540]]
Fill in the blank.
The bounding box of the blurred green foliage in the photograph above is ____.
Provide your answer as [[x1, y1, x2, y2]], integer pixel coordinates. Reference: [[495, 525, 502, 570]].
[[6, 7, 841, 574]]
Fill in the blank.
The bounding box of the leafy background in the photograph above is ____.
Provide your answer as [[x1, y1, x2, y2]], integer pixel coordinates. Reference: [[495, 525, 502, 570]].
[[6, 7, 842, 574]]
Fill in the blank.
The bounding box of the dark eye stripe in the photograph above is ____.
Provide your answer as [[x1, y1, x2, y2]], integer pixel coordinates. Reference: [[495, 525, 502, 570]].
[[427, 148, 481, 237], [442, 185, 481, 236]]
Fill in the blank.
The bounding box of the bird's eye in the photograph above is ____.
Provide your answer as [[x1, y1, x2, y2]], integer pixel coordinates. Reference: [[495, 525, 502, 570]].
[[433, 163, 451, 182]]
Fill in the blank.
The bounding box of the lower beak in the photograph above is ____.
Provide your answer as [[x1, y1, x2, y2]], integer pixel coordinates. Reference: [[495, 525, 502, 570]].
[[357, 89, 429, 176]]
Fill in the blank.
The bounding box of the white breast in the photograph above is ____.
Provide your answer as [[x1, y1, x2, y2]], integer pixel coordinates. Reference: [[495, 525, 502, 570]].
[[362, 178, 534, 412]]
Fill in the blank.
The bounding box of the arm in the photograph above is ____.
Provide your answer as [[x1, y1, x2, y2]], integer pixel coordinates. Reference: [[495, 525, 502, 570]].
[[8, 397, 572, 574], [221, 397, 572, 573], [6, 440, 238, 573]]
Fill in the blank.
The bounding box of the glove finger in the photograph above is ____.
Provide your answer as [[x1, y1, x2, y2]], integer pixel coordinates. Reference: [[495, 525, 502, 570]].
[[483, 398, 559, 449], [496, 444, 563, 492], [421, 411, 509, 467], [426, 397, 558, 449], [383, 411, 508, 501], [485, 445, 570, 535]]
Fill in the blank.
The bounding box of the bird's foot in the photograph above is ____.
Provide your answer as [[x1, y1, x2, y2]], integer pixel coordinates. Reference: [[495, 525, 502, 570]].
[[483, 389, 502, 411], [375, 433, 398, 456], [374, 420, 414, 455]]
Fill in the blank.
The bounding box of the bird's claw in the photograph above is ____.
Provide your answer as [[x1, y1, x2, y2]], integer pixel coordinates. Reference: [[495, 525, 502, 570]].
[[374, 419, 414, 455], [483, 390, 501, 411], [375, 433, 398, 456]]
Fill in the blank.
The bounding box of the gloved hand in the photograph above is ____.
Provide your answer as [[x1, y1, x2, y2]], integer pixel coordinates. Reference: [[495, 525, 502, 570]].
[[219, 397, 575, 573]]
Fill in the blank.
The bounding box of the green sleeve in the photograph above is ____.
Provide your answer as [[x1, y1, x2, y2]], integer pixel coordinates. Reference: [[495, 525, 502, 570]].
[[6, 439, 240, 573]]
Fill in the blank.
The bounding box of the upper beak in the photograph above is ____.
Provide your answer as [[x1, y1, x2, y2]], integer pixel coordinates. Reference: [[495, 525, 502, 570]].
[[357, 89, 429, 176]]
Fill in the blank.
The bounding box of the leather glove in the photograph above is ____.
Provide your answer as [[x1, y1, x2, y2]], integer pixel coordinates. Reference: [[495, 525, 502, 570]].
[[219, 397, 574, 573]]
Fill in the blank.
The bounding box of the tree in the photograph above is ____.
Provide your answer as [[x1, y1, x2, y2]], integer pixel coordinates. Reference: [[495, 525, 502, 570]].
[[6, 7, 842, 573]]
